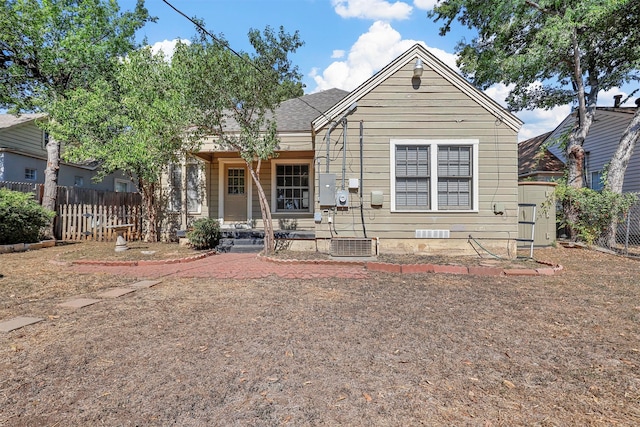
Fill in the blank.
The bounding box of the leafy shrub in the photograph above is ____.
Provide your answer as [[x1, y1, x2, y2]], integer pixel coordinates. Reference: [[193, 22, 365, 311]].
[[555, 183, 637, 244], [0, 189, 56, 244], [186, 218, 221, 250]]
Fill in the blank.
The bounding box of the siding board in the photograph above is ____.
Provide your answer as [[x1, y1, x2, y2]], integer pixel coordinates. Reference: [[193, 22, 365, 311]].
[[314, 51, 519, 242]]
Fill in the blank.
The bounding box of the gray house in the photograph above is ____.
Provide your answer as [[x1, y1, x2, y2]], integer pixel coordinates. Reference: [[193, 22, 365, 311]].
[[0, 114, 135, 192], [543, 104, 640, 191], [186, 44, 523, 256]]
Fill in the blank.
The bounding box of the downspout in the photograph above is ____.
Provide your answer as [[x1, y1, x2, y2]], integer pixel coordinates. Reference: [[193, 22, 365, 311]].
[[341, 118, 347, 190], [359, 120, 367, 238]]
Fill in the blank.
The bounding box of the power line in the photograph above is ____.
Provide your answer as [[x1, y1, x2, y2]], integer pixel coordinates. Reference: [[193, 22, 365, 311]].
[[160, 0, 260, 73], [160, 0, 335, 124]]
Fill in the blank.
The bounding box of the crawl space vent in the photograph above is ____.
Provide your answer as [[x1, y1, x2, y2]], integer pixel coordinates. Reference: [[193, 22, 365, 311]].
[[330, 238, 373, 257], [415, 229, 450, 239]]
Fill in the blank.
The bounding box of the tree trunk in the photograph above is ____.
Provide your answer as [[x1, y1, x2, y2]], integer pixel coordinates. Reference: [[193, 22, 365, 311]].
[[42, 138, 60, 238], [602, 107, 640, 247], [606, 108, 640, 193], [246, 162, 275, 254], [140, 178, 158, 242], [566, 28, 598, 190], [565, 132, 587, 189], [564, 114, 593, 240]]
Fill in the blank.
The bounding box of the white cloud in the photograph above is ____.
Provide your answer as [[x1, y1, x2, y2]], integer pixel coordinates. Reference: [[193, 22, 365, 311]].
[[515, 105, 571, 142], [332, 50, 346, 59], [484, 83, 514, 108], [425, 45, 458, 73], [332, 0, 413, 21], [413, 0, 440, 10], [481, 82, 572, 141], [310, 21, 457, 92], [598, 87, 637, 107], [150, 39, 191, 58]]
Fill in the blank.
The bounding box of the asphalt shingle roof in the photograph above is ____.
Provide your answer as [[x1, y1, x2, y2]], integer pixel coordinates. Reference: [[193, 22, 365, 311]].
[[518, 131, 564, 177], [274, 88, 349, 132]]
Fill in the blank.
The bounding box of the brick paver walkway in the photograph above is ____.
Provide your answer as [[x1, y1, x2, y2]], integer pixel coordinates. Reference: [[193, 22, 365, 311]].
[[68, 253, 369, 280]]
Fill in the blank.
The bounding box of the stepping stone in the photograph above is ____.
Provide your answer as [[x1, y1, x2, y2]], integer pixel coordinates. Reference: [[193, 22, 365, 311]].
[[0, 316, 44, 333], [98, 288, 136, 298], [58, 298, 101, 309], [130, 280, 162, 289]]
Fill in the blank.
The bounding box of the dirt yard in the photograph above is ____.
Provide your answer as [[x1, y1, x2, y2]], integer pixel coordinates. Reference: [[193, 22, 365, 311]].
[[0, 243, 639, 426]]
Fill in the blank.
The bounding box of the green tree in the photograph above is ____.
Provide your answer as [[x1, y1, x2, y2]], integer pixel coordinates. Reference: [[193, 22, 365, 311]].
[[48, 46, 201, 242], [429, 0, 640, 239], [0, 0, 152, 230], [174, 26, 303, 254]]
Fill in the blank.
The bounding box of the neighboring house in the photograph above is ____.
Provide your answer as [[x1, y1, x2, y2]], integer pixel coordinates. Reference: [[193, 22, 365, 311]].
[[541, 103, 640, 191], [187, 44, 523, 256], [518, 131, 564, 181], [0, 114, 135, 192]]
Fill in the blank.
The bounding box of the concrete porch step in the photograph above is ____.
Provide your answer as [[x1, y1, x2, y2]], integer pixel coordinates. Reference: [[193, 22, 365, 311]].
[[216, 229, 315, 253]]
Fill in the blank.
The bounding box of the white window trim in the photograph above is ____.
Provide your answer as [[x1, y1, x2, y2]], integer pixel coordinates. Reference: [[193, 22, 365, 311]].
[[270, 159, 313, 214], [114, 178, 130, 192], [390, 139, 479, 212]]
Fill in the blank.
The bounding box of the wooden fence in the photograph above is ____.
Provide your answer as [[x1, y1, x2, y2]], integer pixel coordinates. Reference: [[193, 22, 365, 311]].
[[1, 181, 143, 242]]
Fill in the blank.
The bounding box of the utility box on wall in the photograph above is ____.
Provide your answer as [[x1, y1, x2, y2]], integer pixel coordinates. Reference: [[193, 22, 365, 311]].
[[336, 190, 349, 207], [319, 173, 336, 207], [371, 191, 384, 207]]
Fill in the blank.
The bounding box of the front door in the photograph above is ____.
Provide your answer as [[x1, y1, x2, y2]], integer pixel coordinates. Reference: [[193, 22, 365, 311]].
[[224, 166, 247, 221]]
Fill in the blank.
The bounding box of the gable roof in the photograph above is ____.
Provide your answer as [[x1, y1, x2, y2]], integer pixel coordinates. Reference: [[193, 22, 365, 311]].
[[219, 89, 348, 134], [275, 88, 348, 132], [0, 113, 45, 130], [518, 131, 564, 177], [312, 44, 523, 134], [546, 107, 638, 163]]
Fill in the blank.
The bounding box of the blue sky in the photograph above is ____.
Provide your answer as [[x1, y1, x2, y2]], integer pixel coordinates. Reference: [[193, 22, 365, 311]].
[[123, 0, 636, 141]]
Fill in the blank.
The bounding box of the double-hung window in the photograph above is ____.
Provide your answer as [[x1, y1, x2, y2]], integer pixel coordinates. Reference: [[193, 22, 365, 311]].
[[438, 145, 472, 210], [391, 139, 478, 212], [169, 161, 202, 213], [272, 162, 311, 212], [395, 145, 430, 210]]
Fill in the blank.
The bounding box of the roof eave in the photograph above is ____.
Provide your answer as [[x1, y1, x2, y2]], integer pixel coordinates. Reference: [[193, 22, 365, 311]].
[[312, 44, 523, 133]]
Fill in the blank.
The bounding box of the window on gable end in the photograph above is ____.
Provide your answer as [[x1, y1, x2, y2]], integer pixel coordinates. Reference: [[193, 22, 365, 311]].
[[391, 139, 478, 212]]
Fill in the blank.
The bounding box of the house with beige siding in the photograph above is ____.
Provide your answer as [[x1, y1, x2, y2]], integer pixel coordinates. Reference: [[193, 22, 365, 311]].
[[187, 44, 522, 256], [0, 114, 135, 192]]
